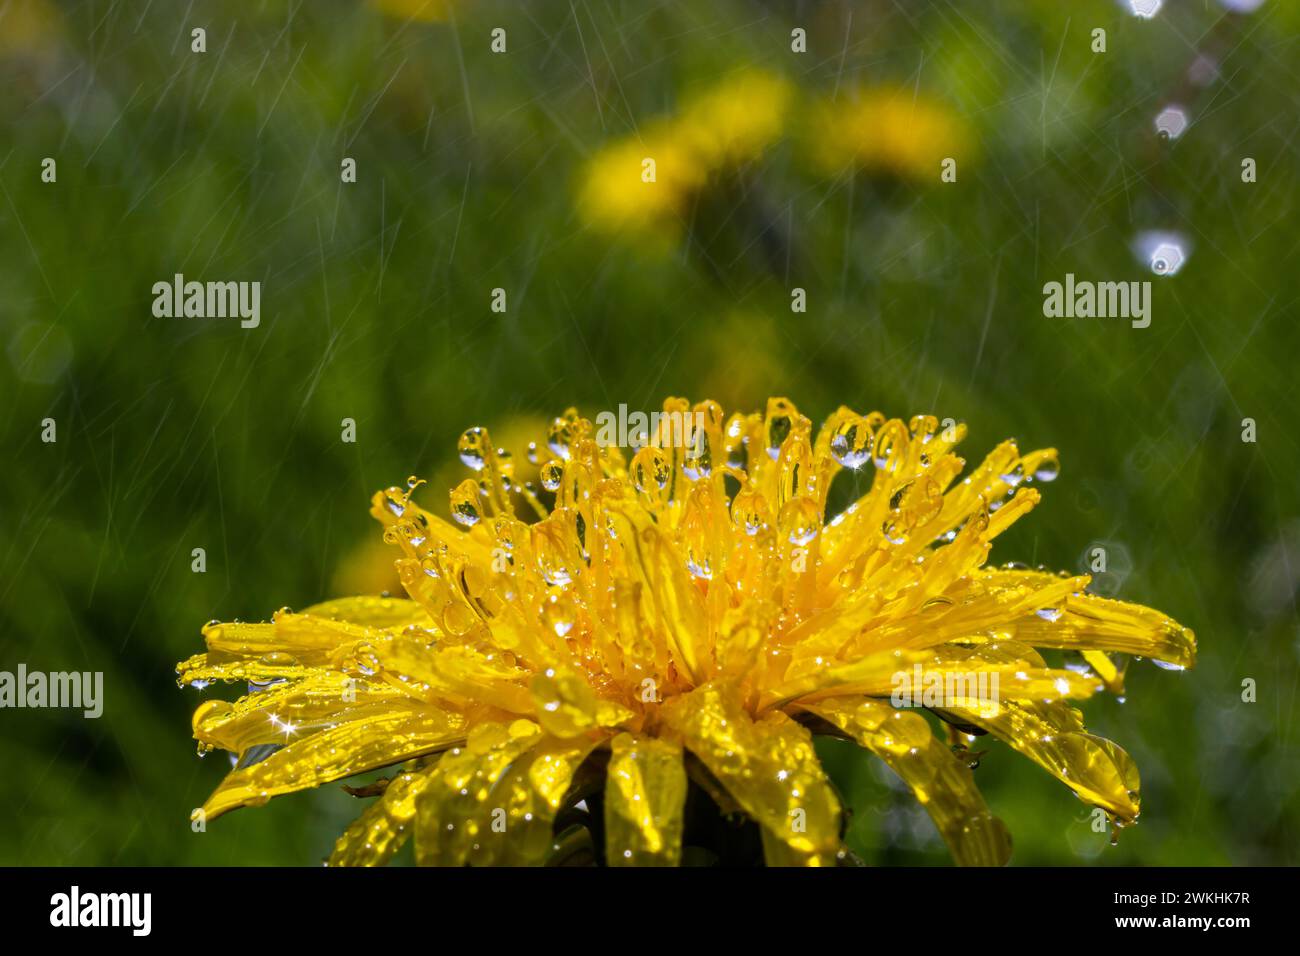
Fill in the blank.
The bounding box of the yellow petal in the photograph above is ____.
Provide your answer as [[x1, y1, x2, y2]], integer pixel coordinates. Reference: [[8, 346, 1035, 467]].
[[413, 720, 543, 865], [530, 667, 635, 738], [711, 604, 768, 680], [604, 733, 687, 866], [199, 707, 467, 821], [1014, 592, 1197, 669], [759, 827, 833, 866], [949, 569, 1196, 668], [661, 683, 841, 865], [934, 638, 1142, 821], [176, 652, 322, 688], [638, 526, 709, 685], [488, 736, 602, 865], [801, 698, 1011, 865], [301, 595, 434, 629], [200, 613, 387, 667], [191, 673, 417, 753], [328, 767, 437, 866], [946, 699, 1141, 822], [1082, 649, 1126, 695], [374, 637, 535, 714], [765, 638, 1100, 711]]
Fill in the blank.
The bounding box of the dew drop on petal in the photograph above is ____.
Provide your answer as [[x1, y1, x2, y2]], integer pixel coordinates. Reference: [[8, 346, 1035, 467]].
[[540, 460, 565, 493], [731, 488, 767, 536], [830, 416, 873, 469], [630, 446, 671, 494], [450, 478, 483, 527], [1034, 454, 1060, 482], [780, 497, 822, 546], [458, 427, 489, 470]]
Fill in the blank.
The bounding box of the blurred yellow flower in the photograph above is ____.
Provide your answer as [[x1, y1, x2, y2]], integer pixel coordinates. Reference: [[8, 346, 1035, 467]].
[[578, 71, 793, 237], [577, 127, 703, 236], [810, 86, 972, 180], [331, 536, 405, 598], [674, 70, 794, 168], [179, 398, 1194, 866], [0, 0, 63, 57]]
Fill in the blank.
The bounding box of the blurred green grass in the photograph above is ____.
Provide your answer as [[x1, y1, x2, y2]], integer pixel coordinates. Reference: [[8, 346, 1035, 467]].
[[0, 0, 1297, 865]]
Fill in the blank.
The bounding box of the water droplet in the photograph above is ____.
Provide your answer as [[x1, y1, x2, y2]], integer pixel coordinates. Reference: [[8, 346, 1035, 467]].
[[780, 497, 821, 546], [830, 416, 873, 469], [908, 414, 938, 444], [450, 478, 483, 527], [380, 488, 406, 517], [353, 642, 381, 676], [1127, 0, 1162, 18], [881, 518, 907, 545], [540, 460, 564, 493], [723, 413, 749, 469], [547, 415, 577, 461], [630, 446, 670, 495], [1034, 454, 1060, 482], [458, 427, 489, 470], [685, 553, 713, 580], [532, 514, 575, 586], [765, 399, 797, 460], [1133, 230, 1189, 276], [1154, 105, 1188, 140], [999, 462, 1025, 487], [731, 488, 767, 536], [682, 431, 712, 480], [542, 594, 576, 637], [873, 420, 909, 472]]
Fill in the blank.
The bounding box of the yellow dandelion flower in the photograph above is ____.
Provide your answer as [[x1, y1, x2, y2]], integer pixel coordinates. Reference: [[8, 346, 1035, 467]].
[[576, 124, 704, 235], [577, 70, 793, 236], [178, 398, 1195, 866], [810, 86, 972, 180], [673, 70, 795, 168]]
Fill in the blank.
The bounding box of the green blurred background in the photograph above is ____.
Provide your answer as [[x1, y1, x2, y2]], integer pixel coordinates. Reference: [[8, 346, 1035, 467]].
[[1, 0, 1297, 865]]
